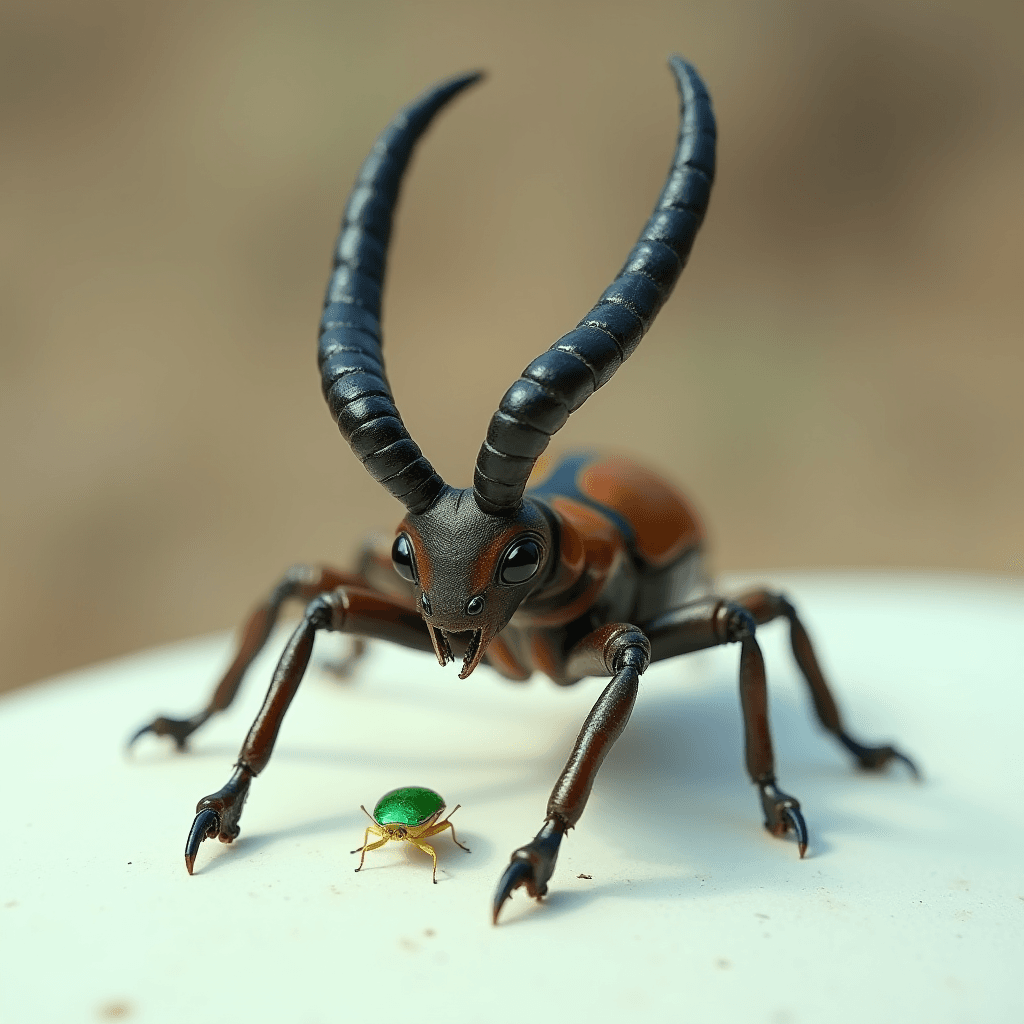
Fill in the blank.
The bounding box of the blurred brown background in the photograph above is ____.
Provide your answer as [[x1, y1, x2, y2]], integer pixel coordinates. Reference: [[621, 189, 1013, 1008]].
[[2, 0, 1021, 693]]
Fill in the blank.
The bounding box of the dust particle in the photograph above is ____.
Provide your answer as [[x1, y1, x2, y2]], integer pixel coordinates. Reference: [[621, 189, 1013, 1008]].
[[98, 1002, 132, 1019]]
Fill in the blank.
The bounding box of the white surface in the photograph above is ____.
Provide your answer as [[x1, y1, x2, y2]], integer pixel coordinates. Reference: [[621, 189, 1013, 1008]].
[[1, 573, 1022, 1024]]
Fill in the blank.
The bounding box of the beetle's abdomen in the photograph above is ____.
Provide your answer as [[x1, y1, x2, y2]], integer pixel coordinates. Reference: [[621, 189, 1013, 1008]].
[[528, 452, 704, 570]]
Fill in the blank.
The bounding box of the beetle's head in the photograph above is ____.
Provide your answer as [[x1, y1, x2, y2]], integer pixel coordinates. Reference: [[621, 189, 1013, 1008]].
[[393, 487, 553, 678]]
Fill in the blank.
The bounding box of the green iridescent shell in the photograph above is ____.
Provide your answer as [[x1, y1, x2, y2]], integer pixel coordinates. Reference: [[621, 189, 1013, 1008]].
[[372, 786, 445, 827]]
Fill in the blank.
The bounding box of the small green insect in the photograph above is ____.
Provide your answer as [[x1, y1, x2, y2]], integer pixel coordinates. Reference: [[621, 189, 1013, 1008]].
[[352, 786, 470, 883]]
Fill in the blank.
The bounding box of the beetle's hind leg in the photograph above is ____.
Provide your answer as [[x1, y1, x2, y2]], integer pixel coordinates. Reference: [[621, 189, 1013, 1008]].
[[128, 564, 367, 750], [734, 589, 919, 779]]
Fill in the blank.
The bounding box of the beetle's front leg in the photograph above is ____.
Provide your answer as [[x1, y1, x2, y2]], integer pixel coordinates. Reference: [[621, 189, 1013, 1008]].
[[493, 625, 651, 924], [185, 586, 432, 874], [645, 598, 808, 856], [186, 766, 253, 871]]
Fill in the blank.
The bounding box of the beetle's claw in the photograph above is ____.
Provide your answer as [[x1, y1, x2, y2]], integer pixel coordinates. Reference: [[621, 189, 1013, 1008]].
[[759, 781, 808, 857], [840, 734, 921, 781], [185, 807, 221, 874], [782, 804, 808, 858], [127, 715, 201, 752], [492, 859, 533, 924], [492, 824, 563, 925], [182, 767, 252, 874], [890, 749, 922, 781]]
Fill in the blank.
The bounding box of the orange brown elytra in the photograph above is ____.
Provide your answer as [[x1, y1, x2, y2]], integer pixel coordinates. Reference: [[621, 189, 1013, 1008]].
[[130, 56, 919, 923]]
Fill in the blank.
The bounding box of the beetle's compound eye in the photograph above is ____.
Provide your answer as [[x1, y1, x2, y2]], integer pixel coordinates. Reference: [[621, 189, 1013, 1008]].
[[391, 533, 417, 583], [465, 595, 485, 616], [498, 538, 541, 585]]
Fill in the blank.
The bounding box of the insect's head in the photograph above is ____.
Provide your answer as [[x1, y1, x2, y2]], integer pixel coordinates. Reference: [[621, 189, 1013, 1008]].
[[321, 60, 714, 681], [393, 488, 554, 679]]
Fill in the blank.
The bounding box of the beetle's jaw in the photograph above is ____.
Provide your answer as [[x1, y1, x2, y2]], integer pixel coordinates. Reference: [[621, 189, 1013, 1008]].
[[458, 628, 487, 679], [428, 625, 488, 679], [428, 625, 452, 667]]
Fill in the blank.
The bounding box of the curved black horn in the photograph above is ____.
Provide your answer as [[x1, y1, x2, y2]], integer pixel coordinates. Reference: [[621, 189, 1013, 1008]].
[[320, 71, 482, 514], [473, 56, 716, 514]]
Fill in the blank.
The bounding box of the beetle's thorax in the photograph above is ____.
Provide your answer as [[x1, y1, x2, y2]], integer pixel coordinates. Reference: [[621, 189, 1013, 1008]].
[[397, 487, 554, 678]]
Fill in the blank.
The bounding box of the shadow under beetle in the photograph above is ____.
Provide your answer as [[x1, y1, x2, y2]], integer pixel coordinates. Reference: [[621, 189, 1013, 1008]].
[[131, 56, 918, 924]]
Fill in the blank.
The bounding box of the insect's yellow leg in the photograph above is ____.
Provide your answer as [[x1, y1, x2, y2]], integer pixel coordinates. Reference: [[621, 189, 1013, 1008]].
[[408, 839, 439, 883], [443, 818, 471, 853], [353, 825, 387, 871], [421, 819, 470, 853], [351, 826, 373, 855]]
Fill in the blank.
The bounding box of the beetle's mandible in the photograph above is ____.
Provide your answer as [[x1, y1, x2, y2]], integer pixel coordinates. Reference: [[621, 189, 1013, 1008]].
[[131, 56, 918, 924]]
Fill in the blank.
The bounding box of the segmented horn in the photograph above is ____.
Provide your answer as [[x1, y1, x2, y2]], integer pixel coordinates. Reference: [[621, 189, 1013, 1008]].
[[473, 56, 716, 514], [319, 71, 482, 514]]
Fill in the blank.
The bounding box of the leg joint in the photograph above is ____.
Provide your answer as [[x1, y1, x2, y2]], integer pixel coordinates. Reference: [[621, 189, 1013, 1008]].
[[605, 625, 651, 675], [612, 635, 650, 674], [775, 592, 797, 621], [305, 590, 347, 631], [715, 600, 758, 644]]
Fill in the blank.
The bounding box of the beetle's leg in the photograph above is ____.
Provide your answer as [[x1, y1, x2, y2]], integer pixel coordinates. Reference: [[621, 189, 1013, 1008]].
[[353, 828, 389, 872], [408, 839, 440, 883], [129, 564, 371, 750], [185, 586, 433, 874], [354, 838, 391, 864], [735, 588, 919, 778], [419, 816, 471, 853], [318, 536, 420, 680], [184, 766, 253, 874], [351, 822, 383, 855], [493, 624, 650, 924], [442, 815, 471, 853], [644, 597, 808, 856]]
